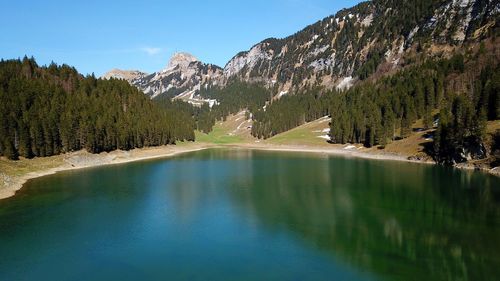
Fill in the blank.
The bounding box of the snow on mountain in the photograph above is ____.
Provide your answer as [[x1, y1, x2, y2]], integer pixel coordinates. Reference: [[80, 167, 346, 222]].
[[224, 43, 274, 78], [103, 52, 224, 106], [221, 0, 498, 93], [105, 0, 498, 101]]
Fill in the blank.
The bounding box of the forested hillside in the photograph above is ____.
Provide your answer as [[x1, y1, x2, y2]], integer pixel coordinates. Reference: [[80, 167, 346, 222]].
[[251, 91, 335, 139], [183, 0, 499, 145], [0, 57, 194, 160], [154, 81, 271, 134], [105, 0, 499, 104], [3, 0, 498, 167], [195, 82, 269, 133], [249, 40, 499, 165], [327, 51, 498, 164]]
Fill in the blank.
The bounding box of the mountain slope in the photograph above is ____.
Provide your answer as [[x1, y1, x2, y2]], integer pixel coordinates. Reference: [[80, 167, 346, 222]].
[[224, 0, 499, 93], [104, 52, 224, 106], [105, 0, 498, 101]]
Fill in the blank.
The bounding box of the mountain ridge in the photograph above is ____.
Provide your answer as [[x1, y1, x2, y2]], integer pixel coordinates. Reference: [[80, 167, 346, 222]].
[[104, 0, 499, 101], [103, 52, 224, 106]]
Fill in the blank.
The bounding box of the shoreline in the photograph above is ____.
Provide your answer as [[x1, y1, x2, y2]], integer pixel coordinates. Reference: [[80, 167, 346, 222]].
[[238, 143, 499, 176], [1, 142, 498, 201], [230, 143, 435, 164], [0, 143, 216, 201]]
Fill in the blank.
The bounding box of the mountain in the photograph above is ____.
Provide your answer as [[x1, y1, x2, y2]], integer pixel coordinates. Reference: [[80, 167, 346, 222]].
[[102, 69, 148, 82], [2, 0, 498, 166], [242, 0, 499, 166], [224, 0, 499, 93], [104, 52, 224, 107], [105, 0, 498, 101]]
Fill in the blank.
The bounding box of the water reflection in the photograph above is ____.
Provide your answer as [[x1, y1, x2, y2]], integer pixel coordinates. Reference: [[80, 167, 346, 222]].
[[1, 149, 499, 281], [218, 150, 500, 281]]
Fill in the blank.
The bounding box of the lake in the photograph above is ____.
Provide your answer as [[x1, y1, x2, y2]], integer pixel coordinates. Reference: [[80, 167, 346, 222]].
[[1, 149, 499, 281]]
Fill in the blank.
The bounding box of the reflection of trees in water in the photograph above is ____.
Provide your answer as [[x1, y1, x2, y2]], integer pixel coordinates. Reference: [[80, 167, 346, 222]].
[[158, 149, 500, 280], [226, 152, 500, 281]]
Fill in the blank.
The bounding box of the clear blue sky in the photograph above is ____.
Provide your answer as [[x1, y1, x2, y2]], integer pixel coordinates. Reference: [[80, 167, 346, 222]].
[[1, 0, 362, 76]]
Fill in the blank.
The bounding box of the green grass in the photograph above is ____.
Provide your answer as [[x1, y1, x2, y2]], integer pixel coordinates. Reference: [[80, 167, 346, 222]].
[[193, 115, 334, 146], [195, 126, 245, 144], [266, 120, 331, 146]]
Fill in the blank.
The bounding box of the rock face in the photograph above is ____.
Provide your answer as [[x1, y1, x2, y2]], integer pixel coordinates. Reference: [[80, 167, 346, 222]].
[[102, 69, 148, 83], [166, 52, 199, 71], [103, 52, 224, 106], [104, 0, 499, 100], [223, 0, 498, 93]]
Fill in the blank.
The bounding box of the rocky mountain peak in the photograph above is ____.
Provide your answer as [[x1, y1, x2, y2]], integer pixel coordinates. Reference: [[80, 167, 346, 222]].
[[101, 69, 147, 82], [106, 0, 498, 101], [106, 52, 223, 105], [165, 52, 199, 71]]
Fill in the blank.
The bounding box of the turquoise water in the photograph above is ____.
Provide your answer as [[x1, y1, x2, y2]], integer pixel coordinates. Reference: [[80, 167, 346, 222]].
[[0, 149, 499, 281]]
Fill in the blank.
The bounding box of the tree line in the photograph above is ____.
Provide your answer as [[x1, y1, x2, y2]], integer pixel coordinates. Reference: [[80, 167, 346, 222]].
[[246, 52, 498, 165], [434, 64, 499, 164], [0, 57, 195, 160], [252, 89, 335, 139], [194, 81, 270, 133]]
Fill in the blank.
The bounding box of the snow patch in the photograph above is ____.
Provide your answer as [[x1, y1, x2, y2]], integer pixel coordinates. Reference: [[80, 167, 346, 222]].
[[452, 0, 474, 42], [319, 116, 331, 123], [385, 49, 392, 60], [336, 76, 354, 90], [224, 43, 272, 77], [456, 0, 472, 8], [207, 99, 219, 108], [278, 91, 288, 98], [310, 45, 329, 56], [361, 14, 374, 27], [407, 26, 419, 41], [309, 58, 334, 71]]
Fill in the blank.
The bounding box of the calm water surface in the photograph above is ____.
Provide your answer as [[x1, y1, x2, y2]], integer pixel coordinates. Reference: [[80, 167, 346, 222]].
[[0, 149, 499, 281]]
